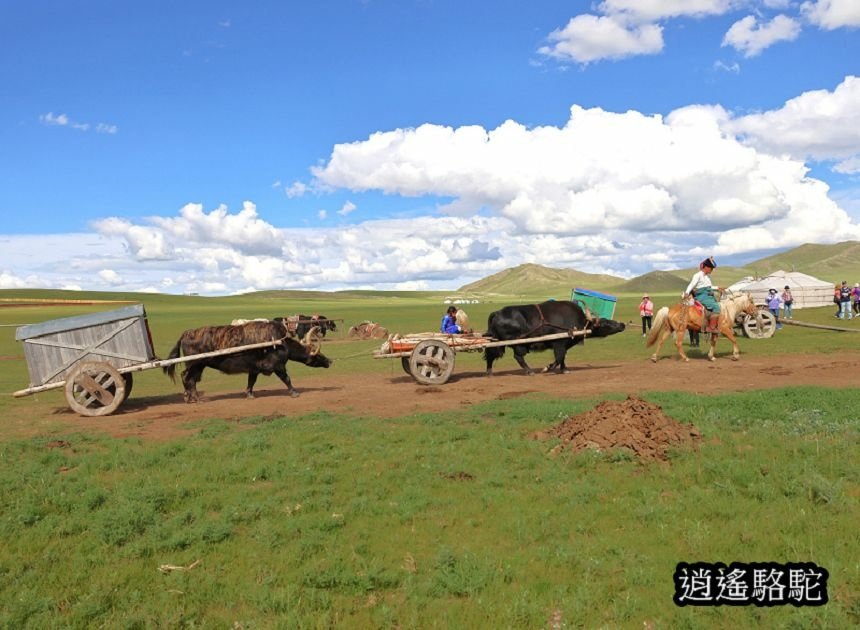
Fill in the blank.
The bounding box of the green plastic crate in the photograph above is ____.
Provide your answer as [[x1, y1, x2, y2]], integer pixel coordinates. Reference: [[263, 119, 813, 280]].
[[570, 287, 617, 320]]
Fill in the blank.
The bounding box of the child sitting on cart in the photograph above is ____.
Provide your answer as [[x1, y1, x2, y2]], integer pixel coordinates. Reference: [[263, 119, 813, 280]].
[[441, 306, 464, 334]]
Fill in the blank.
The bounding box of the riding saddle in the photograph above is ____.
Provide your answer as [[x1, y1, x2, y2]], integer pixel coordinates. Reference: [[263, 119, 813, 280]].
[[689, 300, 721, 334]]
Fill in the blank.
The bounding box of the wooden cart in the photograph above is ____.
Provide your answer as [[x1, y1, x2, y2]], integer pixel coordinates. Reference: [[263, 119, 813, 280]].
[[737, 308, 777, 339], [12, 304, 298, 417], [374, 329, 592, 385]]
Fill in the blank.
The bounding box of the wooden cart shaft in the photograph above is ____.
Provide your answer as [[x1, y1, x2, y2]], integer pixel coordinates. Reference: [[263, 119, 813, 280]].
[[12, 337, 287, 398]]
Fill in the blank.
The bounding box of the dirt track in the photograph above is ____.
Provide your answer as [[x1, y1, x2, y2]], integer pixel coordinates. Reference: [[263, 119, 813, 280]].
[[12, 351, 858, 441]]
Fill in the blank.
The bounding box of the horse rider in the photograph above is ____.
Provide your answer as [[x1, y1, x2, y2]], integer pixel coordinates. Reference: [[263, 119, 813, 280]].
[[683, 256, 722, 334]]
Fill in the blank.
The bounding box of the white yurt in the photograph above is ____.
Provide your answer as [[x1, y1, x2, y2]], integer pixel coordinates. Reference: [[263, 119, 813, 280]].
[[725, 270, 834, 308]]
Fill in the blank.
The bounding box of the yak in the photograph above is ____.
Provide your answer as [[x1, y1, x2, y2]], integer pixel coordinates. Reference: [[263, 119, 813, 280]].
[[164, 319, 331, 403], [271, 314, 337, 339], [484, 300, 625, 375]]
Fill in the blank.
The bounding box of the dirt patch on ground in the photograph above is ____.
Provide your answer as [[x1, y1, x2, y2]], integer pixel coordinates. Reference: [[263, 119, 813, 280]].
[[531, 395, 701, 461], [6, 351, 860, 442]]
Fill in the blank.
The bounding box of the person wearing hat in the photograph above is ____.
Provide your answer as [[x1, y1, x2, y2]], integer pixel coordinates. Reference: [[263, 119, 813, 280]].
[[639, 293, 654, 337], [838, 280, 853, 320], [766, 288, 783, 329], [683, 256, 722, 333], [780, 285, 794, 320]]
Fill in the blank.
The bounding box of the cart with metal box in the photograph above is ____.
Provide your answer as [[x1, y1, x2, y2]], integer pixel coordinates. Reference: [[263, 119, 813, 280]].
[[12, 304, 299, 416]]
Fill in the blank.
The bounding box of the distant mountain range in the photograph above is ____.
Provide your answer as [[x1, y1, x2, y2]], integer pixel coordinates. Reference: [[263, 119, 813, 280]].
[[458, 241, 860, 297]]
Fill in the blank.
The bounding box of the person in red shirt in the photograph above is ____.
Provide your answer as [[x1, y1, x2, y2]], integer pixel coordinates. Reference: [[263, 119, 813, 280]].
[[639, 294, 654, 337]]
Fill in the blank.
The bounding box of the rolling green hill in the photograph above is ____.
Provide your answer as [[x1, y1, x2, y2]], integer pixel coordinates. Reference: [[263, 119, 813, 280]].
[[612, 270, 688, 294], [733, 241, 860, 285], [457, 263, 622, 298], [458, 241, 860, 298]]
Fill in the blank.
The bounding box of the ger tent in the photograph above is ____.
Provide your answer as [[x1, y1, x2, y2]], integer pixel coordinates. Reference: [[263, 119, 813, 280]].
[[725, 270, 834, 309]]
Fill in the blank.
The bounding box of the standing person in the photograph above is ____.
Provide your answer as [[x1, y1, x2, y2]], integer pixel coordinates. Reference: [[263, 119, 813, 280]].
[[780, 285, 793, 320], [639, 294, 654, 337], [683, 256, 722, 333], [853, 283, 860, 316], [767, 289, 782, 330], [688, 329, 700, 348], [834, 285, 842, 318], [838, 280, 853, 320], [440, 306, 462, 334]]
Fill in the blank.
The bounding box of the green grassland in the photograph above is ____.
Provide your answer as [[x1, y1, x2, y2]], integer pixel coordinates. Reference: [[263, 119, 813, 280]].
[[1, 285, 858, 420], [0, 284, 858, 627], [0, 387, 857, 627]]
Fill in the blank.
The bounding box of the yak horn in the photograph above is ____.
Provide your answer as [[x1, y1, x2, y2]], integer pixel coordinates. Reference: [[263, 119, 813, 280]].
[[301, 325, 322, 355]]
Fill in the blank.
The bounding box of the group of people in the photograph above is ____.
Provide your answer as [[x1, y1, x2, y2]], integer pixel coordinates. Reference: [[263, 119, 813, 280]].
[[763, 286, 794, 329], [833, 281, 860, 320]]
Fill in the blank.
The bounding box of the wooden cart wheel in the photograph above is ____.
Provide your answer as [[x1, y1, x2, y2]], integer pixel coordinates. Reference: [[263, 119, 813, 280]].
[[409, 339, 455, 385], [401, 357, 412, 375], [742, 309, 776, 339], [64, 361, 126, 416]]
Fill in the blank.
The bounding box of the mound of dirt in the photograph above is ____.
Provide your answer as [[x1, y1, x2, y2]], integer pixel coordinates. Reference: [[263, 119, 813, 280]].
[[532, 395, 701, 461]]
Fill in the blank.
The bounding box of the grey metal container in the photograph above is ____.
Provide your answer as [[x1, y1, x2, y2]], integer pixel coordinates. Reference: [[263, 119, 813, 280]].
[[15, 304, 155, 387]]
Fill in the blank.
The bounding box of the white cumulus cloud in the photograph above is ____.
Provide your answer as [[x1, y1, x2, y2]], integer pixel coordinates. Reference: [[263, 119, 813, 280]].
[[801, 0, 860, 29], [6, 77, 860, 296], [337, 201, 357, 216], [727, 75, 860, 162], [539, 14, 663, 63], [597, 0, 737, 22], [722, 15, 801, 57]]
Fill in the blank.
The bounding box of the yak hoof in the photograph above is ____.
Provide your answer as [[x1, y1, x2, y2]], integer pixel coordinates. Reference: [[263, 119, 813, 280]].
[[709, 356, 716, 362], [650, 355, 658, 363], [289, 389, 300, 398], [731, 355, 740, 361], [246, 391, 255, 399], [525, 370, 534, 376], [682, 357, 689, 363]]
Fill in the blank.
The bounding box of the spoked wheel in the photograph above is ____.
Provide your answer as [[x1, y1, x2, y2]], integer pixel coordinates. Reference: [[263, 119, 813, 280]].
[[64, 361, 126, 416], [742, 309, 777, 338], [408, 339, 455, 385]]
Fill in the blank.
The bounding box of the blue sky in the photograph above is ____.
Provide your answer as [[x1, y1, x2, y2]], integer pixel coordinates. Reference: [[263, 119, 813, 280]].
[[2, 1, 859, 294]]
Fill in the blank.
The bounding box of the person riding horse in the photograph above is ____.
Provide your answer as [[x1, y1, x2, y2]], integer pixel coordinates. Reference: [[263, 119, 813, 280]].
[[684, 256, 722, 334]]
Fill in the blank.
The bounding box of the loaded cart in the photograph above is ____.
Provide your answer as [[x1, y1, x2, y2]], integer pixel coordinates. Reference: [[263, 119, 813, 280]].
[[374, 329, 591, 386], [12, 304, 296, 417]]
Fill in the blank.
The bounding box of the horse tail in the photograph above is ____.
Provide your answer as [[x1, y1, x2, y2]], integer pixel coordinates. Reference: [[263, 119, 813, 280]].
[[163, 337, 183, 382], [645, 307, 669, 347]]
